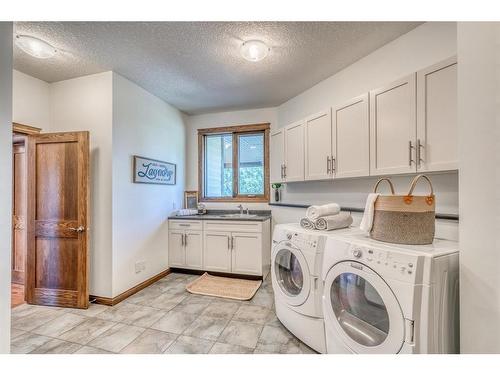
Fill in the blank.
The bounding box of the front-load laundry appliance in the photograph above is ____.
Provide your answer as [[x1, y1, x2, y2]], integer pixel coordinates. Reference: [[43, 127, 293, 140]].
[[271, 223, 359, 353], [321, 231, 459, 354]]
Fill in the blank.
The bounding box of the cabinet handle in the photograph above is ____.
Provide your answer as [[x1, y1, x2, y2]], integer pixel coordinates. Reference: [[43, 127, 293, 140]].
[[184, 233, 188, 247], [280, 164, 284, 179], [408, 141, 415, 166], [227, 236, 231, 250], [283, 164, 287, 178], [417, 139, 424, 168], [326, 156, 331, 174], [231, 236, 235, 250], [331, 156, 336, 174], [181, 233, 184, 246], [179, 224, 190, 227]]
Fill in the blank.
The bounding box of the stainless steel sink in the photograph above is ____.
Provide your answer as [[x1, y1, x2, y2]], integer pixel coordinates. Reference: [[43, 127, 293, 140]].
[[217, 213, 257, 218]]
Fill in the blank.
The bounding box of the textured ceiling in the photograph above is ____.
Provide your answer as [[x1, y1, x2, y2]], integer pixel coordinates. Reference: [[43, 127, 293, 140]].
[[13, 22, 421, 114]]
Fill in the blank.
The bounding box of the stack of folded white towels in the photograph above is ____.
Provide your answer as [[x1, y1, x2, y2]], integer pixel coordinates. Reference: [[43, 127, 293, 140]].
[[300, 203, 353, 231]]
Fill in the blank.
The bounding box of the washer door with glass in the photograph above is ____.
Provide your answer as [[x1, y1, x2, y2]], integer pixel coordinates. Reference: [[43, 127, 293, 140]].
[[272, 243, 311, 306], [324, 261, 405, 354]]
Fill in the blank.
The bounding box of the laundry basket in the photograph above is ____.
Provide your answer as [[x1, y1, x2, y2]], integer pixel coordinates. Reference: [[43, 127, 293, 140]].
[[370, 175, 436, 245]]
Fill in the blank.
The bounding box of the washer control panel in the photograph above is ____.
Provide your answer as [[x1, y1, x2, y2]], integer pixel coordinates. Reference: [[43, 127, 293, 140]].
[[349, 244, 419, 281], [285, 231, 320, 252]]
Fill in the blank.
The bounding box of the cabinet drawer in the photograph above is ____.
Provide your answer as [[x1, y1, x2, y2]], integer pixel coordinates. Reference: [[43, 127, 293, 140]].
[[203, 220, 262, 233], [169, 220, 202, 231]]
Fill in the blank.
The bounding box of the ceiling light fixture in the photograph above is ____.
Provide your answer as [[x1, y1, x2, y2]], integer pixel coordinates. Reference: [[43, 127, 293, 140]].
[[15, 35, 57, 59], [240, 40, 270, 62]]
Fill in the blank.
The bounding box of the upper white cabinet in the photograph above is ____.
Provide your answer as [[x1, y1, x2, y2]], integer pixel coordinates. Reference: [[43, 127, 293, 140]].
[[333, 94, 370, 178], [270, 129, 285, 183], [416, 56, 458, 172], [305, 110, 332, 181], [270, 57, 458, 184], [283, 120, 305, 182], [370, 74, 417, 176]]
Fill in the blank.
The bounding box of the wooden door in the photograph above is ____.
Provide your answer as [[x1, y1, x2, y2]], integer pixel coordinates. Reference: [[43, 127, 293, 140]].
[[284, 120, 305, 182], [203, 231, 232, 272], [270, 129, 285, 183], [417, 56, 458, 172], [168, 230, 185, 267], [27, 132, 89, 308], [231, 232, 262, 275], [370, 74, 417, 176], [12, 141, 27, 284], [334, 93, 370, 178], [184, 230, 203, 270], [304, 110, 333, 181]]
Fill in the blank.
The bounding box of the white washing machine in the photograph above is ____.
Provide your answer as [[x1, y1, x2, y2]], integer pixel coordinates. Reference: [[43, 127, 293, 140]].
[[321, 231, 459, 354], [272, 223, 352, 353]]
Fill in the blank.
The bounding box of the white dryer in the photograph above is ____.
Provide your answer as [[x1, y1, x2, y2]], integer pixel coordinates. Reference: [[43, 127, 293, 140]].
[[271, 223, 329, 353], [321, 231, 459, 354]]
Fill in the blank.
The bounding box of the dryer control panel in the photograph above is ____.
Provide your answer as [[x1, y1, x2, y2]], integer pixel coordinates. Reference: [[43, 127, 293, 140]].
[[348, 244, 420, 283]]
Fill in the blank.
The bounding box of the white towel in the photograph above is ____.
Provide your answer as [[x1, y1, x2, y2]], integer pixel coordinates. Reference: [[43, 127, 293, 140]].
[[359, 193, 380, 233], [300, 217, 315, 230], [315, 212, 353, 231], [176, 209, 198, 216], [306, 203, 341, 221]]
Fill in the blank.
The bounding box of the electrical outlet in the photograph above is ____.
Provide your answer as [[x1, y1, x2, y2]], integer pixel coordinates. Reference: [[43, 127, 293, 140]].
[[135, 261, 146, 274]]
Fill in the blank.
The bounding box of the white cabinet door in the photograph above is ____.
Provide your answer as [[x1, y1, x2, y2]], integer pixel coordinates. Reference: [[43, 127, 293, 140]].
[[417, 56, 458, 172], [168, 230, 185, 267], [231, 232, 262, 275], [305, 110, 333, 181], [284, 120, 305, 182], [370, 74, 417, 176], [270, 129, 285, 183], [185, 230, 203, 269], [333, 93, 370, 178], [203, 231, 232, 272]]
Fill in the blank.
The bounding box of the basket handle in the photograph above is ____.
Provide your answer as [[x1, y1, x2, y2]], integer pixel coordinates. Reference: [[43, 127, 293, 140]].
[[405, 174, 435, 205], [373, 178, 395, 194]]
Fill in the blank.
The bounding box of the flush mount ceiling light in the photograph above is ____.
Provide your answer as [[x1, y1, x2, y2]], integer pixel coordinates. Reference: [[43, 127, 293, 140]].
[[15, 35, 57, 59], [240, 40, 270, 62]]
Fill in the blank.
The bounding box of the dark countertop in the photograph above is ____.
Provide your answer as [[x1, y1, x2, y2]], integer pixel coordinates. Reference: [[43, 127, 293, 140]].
[[268, 202, 459, 221], [168, 209, 272, 222]]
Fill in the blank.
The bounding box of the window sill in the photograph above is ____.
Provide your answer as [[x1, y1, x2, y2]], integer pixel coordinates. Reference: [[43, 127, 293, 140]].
[[200, 197, 270, 203]]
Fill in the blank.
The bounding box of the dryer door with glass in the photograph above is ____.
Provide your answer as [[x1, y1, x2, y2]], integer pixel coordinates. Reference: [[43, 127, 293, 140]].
[[272, 242, 311, 306], [323, 261, 405, 353]]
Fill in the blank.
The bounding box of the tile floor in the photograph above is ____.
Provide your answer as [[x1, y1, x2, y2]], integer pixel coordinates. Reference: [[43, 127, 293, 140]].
[[10, 272, 316, 354]]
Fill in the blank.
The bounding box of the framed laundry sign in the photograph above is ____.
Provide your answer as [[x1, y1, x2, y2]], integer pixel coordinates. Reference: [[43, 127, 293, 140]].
[[133, 155, 176, 185]]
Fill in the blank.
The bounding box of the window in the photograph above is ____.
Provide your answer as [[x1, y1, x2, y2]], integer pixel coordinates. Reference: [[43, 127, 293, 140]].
[[198, 123, 270, 202]]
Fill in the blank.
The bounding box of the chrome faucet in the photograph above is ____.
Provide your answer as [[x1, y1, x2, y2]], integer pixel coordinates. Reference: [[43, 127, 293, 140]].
[[237, 204, 244, 214]]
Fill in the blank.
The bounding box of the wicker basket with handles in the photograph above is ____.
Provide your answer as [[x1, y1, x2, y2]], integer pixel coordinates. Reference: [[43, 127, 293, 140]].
[[370, 174, 435, 245]]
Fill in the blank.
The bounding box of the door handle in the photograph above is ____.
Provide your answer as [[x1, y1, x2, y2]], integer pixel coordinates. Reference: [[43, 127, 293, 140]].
[[184, 233, 188, 247], [326, 156, 331, 174], [69, 226, 86, 233], [181, 233, 184, 246], [408, 141, 415, 166], [227, 236, 231, 250], [231, 236, 234, 250], [417, 139, 424, 167]]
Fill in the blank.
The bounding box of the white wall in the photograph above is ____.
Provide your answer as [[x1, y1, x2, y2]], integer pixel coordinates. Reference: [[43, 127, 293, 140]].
[[12, 70, 50, 129], [457, 22, 500, 353], [112, 73, 186, 296], [0, 22, 13, 354], [276, 22, 459, 215], [49, 72, 114, 298]]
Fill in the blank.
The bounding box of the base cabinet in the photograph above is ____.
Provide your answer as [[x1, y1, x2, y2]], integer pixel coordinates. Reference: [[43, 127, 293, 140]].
[[231, 232, 262, 275], [169, 219, 271, 278], [203, 231, 232, 272], [168, 229, 203, 270]]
